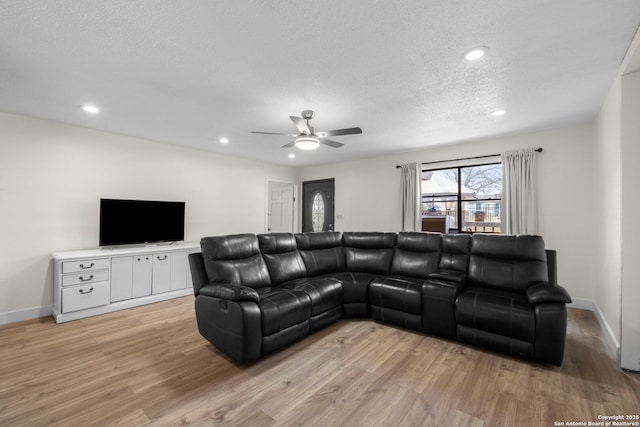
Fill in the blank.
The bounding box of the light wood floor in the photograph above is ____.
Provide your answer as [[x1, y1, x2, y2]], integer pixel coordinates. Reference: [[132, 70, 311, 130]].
[[1, 298, 638, 427]]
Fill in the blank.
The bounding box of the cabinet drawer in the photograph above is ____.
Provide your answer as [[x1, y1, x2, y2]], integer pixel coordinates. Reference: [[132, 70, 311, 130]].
[[62, 270, 109, 287], [62, 258, 110, 274], [62, 282, 110, 313]]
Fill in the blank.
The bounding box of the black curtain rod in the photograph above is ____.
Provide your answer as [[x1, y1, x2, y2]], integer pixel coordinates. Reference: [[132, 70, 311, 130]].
[[395, 148, 543, 168]]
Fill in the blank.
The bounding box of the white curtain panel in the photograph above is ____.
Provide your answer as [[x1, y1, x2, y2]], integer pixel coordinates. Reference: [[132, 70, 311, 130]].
[[501, 148, 538, 235], [400, 162, 421, 232]]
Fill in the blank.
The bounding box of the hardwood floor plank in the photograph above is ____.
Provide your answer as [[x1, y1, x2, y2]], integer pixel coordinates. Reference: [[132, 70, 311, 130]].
[[0, 300, 637, 426], [342, 383, 422, 426], [276, 366, 372, 426]]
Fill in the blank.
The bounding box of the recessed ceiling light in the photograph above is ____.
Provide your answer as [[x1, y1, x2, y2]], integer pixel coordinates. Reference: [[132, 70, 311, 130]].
[[219, 137, 229, 144], [491, 109, 508, 116], [81, 104, 100, 113], [464, 46, 489, 62], [288, 153, 296, 159]]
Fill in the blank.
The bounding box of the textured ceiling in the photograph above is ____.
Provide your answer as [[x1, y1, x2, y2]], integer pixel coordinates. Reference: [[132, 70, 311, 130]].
[[2, 1, 640, 166]]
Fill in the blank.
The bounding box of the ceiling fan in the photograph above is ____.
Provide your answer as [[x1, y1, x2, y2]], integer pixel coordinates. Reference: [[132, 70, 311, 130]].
[[251, 110, 362, 150]]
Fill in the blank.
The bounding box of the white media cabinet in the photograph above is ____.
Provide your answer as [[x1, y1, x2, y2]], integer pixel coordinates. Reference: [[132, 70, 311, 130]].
[[52, 242, 201, 323]]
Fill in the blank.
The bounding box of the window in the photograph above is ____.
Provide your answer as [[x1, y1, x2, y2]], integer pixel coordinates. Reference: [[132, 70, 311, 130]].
[[311, 192, 325, 232], [421, 162, 502, 233]]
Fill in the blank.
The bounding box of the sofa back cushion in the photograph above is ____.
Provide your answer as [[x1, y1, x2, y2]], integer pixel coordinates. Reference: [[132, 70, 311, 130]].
[[438, 234, 472, 273], [200, 234, 271, 289], [468, 234, 548, 293], [295, 232, 345, 276], [343, 232, 396, 275], [258, 233, 307, 285], [390, 232, 441, 279]]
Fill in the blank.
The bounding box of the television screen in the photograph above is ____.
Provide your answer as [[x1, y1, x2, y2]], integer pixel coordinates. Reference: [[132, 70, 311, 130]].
[[99, 199, 185, 246]]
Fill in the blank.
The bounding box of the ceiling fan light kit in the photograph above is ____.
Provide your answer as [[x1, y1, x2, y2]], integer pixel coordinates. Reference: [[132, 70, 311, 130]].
[[251, 110, 362, 151], [295, 136, 321, 150]]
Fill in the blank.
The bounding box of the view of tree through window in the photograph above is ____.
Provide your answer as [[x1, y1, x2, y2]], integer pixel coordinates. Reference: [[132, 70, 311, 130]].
[[421, 163, 502, 233]]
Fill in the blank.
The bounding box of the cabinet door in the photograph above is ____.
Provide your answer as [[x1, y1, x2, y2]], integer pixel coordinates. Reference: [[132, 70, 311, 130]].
[[132, 255, 152, 298], [152, 254, 171, 294], [111, 256, 133, 302], [170, 251, 187, 291]]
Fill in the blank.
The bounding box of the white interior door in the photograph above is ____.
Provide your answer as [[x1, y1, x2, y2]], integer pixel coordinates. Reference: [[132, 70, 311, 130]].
[[267, 181, 295, 233]]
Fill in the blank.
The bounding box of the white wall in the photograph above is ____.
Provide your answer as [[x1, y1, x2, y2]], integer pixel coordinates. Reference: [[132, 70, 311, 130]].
[[0, 112, 296, 318], [0, 112, 600, 327], [299, 125, 595, 301], [590, 27, 640, 364], [620, 70, 640, 371], [593, 76, 623, 349]]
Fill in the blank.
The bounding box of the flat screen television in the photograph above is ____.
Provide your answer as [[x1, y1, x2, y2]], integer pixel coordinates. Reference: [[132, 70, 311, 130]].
[[99, 199, 185, 246]]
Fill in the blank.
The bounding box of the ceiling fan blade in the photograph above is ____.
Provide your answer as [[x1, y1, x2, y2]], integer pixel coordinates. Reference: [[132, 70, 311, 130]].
[[320, 139, 344, 148], [282, 141, 296, 148], [289, 116, 311, 135], [317, 127, 362, 137], [251, 131, 293, 136]]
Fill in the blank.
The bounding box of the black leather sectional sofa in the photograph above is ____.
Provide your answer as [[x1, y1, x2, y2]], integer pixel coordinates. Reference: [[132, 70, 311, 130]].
[[188, 232, 572, 366]]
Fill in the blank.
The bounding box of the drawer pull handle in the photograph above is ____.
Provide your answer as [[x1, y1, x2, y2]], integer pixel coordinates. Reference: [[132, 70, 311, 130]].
[[79, 287, 94, 294], [79, 275, 94, 282], [157, 255, 168, 261], [79, 262, 95, 269]]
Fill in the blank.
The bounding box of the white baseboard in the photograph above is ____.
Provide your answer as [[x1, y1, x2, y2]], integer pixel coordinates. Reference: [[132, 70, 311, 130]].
[[0, 305, 53, 325], [567, 297, 594, 311], [569, 297, 620, 361]]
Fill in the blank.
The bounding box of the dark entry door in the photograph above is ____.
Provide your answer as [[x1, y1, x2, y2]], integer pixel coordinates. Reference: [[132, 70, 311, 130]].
[[302, 178, 335, 232]]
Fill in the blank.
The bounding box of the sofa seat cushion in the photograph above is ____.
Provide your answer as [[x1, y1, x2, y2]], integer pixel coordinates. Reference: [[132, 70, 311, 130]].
[[255, 287, 311, 336], [369, 276, 424, 315], [456, 287, 535, 343], [279, 277, 342, 316]]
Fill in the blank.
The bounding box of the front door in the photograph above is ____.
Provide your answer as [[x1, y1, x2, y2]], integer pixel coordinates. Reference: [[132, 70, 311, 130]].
[[302, 178, 335, 232]]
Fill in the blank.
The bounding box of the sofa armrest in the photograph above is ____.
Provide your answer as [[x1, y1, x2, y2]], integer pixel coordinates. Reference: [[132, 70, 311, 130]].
[[198, 284, 260, 303], [526, 283, 572, 305], [428, 269, 467, 286], [194, 295, 262, 363], [421, 274, 466, 339], [188, 252, 209, 296]]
